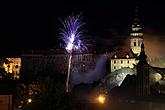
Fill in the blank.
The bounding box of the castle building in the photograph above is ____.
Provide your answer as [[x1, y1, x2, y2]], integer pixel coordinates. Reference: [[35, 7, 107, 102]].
[[110, 51, 136, 72], [20, 49, 99, 81], [103, 7, 165, 96], [130, 7, 143, 56], [110, 7, 143, 72]]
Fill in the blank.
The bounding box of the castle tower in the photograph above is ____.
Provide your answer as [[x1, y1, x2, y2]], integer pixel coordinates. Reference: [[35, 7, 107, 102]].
[[136, 43, 150, 96], [130, 7, 143, 56]]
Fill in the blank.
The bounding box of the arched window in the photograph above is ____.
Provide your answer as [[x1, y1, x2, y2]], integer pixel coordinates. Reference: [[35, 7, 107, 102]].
[[134, 42, 136, 46]]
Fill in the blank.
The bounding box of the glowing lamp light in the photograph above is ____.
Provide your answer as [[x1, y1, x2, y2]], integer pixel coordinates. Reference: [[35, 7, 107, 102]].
[[27, 98, 32, 103], [97, 94, 106, 104]]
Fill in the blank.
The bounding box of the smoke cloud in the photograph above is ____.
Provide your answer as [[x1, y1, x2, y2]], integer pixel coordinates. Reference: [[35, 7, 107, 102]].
[[71, 55, 108, 87], [144, 30, 165, 68]]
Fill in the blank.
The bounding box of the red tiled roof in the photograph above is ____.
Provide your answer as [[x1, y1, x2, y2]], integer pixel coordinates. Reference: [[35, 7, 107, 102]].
[[111, 50, 135, 59]]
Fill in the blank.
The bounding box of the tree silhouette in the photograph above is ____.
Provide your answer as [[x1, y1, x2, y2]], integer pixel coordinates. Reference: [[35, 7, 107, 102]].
[[23, 76, 80, 110]]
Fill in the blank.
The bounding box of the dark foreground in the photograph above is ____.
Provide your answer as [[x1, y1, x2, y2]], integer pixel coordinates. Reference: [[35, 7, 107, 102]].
[[80, 100, 165, 110]]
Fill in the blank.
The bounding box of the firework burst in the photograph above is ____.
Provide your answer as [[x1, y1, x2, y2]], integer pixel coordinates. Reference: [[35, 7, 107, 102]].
[[59, 14, 87, 92]]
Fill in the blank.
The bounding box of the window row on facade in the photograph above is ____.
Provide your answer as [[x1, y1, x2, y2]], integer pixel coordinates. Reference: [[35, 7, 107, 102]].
[[113, 60, 130, 64]]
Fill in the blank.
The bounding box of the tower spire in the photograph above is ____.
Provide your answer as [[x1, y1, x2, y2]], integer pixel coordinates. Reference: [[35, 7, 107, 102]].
[[133, 6, 139, 24], [130, 6, 143, 56], [136, 43, 150, 96], [135, 6, 138, 18], [138, 43, 147, 64]]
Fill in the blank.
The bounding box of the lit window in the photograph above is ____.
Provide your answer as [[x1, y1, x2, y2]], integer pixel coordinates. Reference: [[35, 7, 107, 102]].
[[126, 55, 129, 58], [114, 55, 117, 58]]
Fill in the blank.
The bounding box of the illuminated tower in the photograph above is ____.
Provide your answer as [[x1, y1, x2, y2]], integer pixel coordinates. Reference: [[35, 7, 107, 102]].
[[136, 43, 150, 96], [130, 7, 143, 56]]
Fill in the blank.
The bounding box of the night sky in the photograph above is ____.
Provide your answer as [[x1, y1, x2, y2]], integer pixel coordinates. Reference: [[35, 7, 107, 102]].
[[1, 0, 165, 55]]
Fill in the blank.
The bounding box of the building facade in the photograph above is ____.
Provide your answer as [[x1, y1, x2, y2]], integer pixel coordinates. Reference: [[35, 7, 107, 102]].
[[110, 7, 143, 72], [3, 58, 21, 79], [20, 49, 99, 81], [111, 51, 136, 72]]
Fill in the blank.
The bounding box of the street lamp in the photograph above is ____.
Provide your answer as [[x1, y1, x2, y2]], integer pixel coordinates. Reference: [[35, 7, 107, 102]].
[[27, 98, 32, 104], [97, 94, 106, 104]]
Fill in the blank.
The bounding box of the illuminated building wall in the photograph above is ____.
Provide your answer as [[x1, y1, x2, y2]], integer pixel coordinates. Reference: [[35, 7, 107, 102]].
[[111, 51, 137, 72], [3, 63, 12, 73], [130, 37, 143, 55], [6, 58, 21, 79], [2, 58, 21, 79], [111, 58, 136, 72]]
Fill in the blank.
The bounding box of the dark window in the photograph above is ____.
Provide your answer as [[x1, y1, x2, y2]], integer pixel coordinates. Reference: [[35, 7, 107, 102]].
[[114, 66, 116, 69], [121, 60, 123, 63], [114, 60, 116, 63], [128, 61, 129, 63], [15, 65, 18, 68], [134, 42, 136, 46]]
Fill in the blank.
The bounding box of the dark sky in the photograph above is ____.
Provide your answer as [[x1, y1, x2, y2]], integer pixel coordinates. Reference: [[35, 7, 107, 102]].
[[1, 0, 165, 53]]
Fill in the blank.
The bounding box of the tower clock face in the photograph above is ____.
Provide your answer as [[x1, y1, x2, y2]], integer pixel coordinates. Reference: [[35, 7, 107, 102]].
[[132, 47, 141, 55]]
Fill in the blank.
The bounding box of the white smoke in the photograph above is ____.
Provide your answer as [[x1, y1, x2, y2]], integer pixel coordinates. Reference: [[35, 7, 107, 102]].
[[71, 54, 108, 86]]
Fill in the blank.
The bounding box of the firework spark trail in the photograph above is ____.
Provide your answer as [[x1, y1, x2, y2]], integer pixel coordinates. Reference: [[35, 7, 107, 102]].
[[66, 54, 72, 92], [59, 14, 86, 92]]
